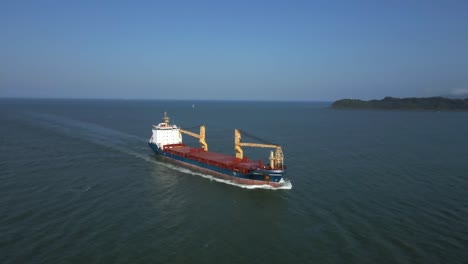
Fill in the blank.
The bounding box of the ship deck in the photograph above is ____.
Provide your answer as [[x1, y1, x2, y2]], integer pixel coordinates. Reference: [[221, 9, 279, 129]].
[[163, 144, 261, 173]]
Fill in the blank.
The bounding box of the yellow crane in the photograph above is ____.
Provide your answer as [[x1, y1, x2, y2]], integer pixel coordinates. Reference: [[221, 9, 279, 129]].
[[179, 125, 208, 151], [234, 129, 284, 169]]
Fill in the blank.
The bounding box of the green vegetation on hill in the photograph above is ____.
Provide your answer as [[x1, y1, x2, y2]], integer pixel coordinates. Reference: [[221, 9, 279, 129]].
[[331, 97, 468, 111]]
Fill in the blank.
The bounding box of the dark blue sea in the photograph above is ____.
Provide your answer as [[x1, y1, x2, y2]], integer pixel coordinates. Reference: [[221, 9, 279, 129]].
[[1, 99, 467, 263]]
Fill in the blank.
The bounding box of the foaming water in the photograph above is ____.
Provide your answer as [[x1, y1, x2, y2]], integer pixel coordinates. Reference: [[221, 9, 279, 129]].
[[162, 162, 293, 190]]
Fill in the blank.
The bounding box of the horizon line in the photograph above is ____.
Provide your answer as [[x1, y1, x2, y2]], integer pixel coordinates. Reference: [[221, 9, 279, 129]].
[[0, 96, 333, 103]]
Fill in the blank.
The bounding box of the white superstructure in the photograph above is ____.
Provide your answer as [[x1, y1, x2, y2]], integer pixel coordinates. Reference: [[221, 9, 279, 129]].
[[149, 112, 182, 149]]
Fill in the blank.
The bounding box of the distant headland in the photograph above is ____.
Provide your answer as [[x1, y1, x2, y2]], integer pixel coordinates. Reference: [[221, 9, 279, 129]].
[[331, 97, 468, 111]]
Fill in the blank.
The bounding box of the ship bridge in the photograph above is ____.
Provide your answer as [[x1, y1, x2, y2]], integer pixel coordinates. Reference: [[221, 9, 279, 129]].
[[150, 112, 182, 148]]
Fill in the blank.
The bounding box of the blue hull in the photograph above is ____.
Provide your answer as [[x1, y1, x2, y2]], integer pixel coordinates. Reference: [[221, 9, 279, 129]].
[[148, 142, 285, 184]]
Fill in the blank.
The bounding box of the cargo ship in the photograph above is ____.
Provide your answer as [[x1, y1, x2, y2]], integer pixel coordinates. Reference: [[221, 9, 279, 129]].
[[148, 113, 287, 187]]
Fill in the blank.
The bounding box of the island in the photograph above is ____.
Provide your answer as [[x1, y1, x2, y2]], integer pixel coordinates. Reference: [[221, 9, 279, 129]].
[[331, 96, 468, 111]]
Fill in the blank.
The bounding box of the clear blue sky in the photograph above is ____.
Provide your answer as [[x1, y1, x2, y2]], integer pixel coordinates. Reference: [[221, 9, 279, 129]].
[[1, 0, 468, 101]]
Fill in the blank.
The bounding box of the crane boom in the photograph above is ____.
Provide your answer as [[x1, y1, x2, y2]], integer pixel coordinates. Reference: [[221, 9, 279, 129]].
[[238, 142, 279, 149], [234, 129, 284, 169], [179, 129, 199, 138], [179, 125, 208, 151]]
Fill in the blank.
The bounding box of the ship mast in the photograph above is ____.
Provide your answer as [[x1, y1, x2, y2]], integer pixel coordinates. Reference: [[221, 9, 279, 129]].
[[163, 112, 170, 125]]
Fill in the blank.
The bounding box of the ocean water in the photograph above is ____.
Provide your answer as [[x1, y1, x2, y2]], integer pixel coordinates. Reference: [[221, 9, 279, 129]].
[[1, 99, 467, 263]]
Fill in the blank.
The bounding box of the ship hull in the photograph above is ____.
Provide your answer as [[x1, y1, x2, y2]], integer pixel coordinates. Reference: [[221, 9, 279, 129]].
[[149, 142, 285, 187]]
